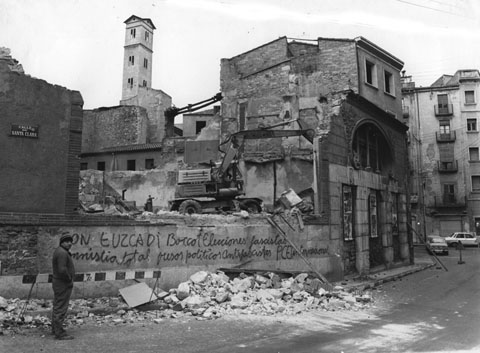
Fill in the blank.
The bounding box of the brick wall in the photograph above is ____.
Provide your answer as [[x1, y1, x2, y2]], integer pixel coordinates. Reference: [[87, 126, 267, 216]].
[[0, 57, 83, 214]]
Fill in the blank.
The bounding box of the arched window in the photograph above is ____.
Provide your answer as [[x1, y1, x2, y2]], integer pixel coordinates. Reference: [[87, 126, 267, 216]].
[[352, 123, 392, 174]]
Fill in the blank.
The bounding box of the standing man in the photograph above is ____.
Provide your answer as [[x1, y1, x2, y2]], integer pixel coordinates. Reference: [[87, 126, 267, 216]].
[[51, 234, 76, 340]]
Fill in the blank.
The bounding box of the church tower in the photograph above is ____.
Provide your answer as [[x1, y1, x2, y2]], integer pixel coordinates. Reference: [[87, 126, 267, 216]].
[[121, 15, 155, 101]]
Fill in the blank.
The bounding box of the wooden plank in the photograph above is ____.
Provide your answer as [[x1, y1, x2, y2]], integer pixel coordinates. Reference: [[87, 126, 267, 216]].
[[267, 216, 331, 287]]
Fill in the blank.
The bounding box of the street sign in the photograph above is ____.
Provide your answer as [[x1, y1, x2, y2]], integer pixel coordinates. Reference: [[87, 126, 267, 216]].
[[10, 124, 39, 138]]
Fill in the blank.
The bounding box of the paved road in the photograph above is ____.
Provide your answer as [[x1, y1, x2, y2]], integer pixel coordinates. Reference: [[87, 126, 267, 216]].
[[3, 246, 480, 353]]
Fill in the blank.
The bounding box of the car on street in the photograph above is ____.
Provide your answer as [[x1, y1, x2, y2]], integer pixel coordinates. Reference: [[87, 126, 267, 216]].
[[425, 235, 449, 255], [444, 232, 478, 248]]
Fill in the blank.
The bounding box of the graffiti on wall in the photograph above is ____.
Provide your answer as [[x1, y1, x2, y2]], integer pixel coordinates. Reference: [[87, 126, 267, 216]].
[[66, 228, 329, 270]]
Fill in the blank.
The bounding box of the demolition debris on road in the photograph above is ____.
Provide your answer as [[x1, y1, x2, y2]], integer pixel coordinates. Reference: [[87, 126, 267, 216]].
[[0, 270, 373, 335]]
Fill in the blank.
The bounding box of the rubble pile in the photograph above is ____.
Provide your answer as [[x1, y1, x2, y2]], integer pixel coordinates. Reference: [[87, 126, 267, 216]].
[[162, 270, 372, 320], [0, 271, 373, 333]]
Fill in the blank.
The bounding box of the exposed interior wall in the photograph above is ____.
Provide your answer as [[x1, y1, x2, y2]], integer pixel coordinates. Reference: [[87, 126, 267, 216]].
[[80, 164, 179, 211]]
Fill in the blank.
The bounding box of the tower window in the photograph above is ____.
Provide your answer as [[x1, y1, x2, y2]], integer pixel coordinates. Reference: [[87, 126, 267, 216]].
[[145, 31, 150, 42], [144, 58, 148, 68], [142, 80, 147, 87], [130, 28, 136, 38], [129, 56, 135, 65], [127, 78, 134, 89]]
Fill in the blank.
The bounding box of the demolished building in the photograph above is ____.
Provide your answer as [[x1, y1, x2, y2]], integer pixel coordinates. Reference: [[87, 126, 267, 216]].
[[219, 36, 411, 274], [0, 34, 412, 300]]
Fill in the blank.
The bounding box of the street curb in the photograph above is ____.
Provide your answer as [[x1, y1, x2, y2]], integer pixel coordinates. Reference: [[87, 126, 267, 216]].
[[345, 262, 436, 291]]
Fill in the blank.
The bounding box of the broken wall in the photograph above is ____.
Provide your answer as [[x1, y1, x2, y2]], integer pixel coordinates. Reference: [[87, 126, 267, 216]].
[[0, 52, 83, 214], [0, 215, 343, 298]]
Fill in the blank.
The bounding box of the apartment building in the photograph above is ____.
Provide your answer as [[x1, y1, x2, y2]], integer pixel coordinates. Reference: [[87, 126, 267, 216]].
[[403, 69, 480, 238]]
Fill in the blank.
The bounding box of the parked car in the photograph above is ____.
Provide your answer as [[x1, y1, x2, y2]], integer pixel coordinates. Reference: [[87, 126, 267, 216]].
[[425, 235, 449, 255], [444, 232, 478, 248]]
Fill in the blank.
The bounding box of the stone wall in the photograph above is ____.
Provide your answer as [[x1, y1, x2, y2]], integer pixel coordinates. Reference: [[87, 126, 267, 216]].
[[120, 87, 172, 142], [0, 51, 83, 214], [82, 106, 148, 153]]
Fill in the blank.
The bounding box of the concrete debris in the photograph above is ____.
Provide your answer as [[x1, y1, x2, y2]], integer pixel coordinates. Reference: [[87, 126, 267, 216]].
[[0, 271, 374, 333]]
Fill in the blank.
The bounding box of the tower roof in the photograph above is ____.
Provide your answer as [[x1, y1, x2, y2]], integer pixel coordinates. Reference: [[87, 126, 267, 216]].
[[124, 15, 156, 30]]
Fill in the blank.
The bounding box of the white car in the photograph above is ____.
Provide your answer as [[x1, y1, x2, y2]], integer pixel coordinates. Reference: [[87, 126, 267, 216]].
[[425, 236, 449, 255], [444, 232, 478, 248]]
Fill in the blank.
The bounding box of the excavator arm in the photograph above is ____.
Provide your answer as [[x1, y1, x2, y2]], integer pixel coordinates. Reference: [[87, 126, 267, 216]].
[[164, 93, 223, 120]]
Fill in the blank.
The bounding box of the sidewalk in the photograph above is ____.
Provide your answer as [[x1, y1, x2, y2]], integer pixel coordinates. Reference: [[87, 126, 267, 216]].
[[337, 255, 436, 292]]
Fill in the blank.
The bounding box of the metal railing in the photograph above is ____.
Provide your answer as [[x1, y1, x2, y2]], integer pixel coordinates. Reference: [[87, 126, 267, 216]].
[[436, 131, 456, 142], [434, 104, 453, 116], [437, 160, 458, 173]]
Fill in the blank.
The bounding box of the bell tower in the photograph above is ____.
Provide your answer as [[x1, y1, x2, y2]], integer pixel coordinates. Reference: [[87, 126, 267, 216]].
[[121, 15, 155, 101]]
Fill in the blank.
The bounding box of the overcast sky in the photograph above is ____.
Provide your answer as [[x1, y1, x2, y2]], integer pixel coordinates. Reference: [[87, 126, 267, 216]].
[[1, 0, 479, 110]]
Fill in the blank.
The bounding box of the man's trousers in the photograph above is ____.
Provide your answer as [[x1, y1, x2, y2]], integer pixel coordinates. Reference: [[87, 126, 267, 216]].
[[52, 280, 73, 337]]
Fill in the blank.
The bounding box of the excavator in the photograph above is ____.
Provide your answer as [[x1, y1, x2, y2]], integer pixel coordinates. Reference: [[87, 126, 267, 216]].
[[168, 106, 315, 214]]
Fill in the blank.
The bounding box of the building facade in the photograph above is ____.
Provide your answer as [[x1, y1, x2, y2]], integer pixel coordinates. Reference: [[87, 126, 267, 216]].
[[403, 70, 480, 238], [220, 37, 411, 275]]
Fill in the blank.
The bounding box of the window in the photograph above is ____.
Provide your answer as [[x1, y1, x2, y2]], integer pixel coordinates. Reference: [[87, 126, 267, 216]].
[[239, 102, 247, 131], [80, 162, 88, 170], [142, 80, 147, 87], [472, 176, 480, 192], [470, 147, 479, 161], [342, 185, 354, 241], [465, 90, 475, 104], [365, 60, 377, 86], [130, 28, 136, 38], [127, 78, 133, 89], [436, 94, 451, 115], [127, 160, 136, 171], [97, 161, 105, 171], [439, 121, 450, 134], [352, 123, 392, 172], [384, 70, 394, 95], [128, 55, 135, 65], [143, 58, 148, 68], [195, 121, 207, 134], [369, 193, 378, 237], [443, 184, 455, 203], [145, 31, 150, 42], [145, 159, 155, 170], [467, 118, 477, 131]]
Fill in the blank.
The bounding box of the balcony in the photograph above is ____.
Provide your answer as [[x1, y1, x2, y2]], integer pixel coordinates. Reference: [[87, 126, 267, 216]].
[[402, 106, 409, 118], [438, 160, 458, 173], [434, 104, 453, 116], [434, 195, 466, 208], [436, 131, 456, 142]]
